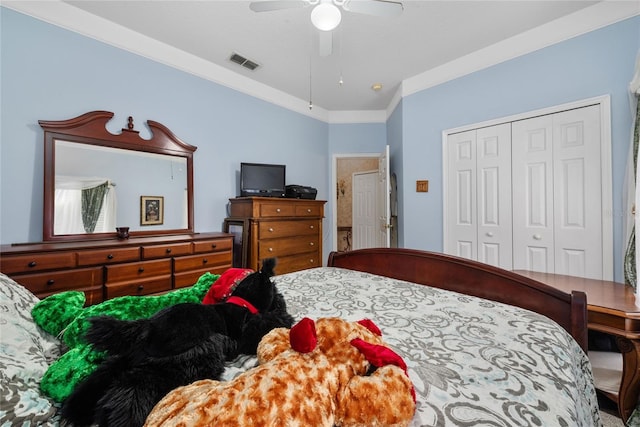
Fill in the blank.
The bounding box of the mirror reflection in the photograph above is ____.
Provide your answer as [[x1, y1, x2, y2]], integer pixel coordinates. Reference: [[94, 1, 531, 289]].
[[54, 140, 188, 235]]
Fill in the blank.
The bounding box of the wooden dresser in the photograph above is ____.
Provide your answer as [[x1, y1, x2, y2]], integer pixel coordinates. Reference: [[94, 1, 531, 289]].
[[227, 197, 325, 275], [0, 232, 232, 305]]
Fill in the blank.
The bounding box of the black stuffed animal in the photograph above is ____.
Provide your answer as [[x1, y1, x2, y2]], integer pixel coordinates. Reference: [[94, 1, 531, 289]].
[[61, 258, 294, 427]]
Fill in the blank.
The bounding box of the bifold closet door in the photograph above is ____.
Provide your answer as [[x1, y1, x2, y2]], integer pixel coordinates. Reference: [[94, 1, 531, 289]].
[[511, 105, 602, 279], [445, 123, 512, 268]]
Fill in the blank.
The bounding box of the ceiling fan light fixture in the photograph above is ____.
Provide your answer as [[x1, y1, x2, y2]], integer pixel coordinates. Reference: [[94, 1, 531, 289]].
[[311, 3, 341, 31]]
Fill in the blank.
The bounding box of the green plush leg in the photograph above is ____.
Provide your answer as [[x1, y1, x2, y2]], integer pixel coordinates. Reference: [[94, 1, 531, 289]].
[[37, 272, 220, 401], [40, 344, 105, 402]]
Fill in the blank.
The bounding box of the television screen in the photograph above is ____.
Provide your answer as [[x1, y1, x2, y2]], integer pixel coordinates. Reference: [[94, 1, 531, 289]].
[[240, 162, 286, 197]]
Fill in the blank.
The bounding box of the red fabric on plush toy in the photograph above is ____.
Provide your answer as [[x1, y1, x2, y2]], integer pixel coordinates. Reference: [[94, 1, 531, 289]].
[[201, 268, 253, 305]]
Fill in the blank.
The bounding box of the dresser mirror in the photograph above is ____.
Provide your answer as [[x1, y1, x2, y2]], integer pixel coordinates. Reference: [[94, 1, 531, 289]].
[[40, 111, 197, 241]]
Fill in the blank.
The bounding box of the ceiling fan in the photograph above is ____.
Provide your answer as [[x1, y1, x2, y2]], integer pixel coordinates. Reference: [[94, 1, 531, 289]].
[[249, 0, 403, 56]]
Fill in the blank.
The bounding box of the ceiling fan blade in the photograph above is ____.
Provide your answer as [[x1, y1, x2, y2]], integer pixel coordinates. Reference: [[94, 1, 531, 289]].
[[249, 1, 309, 12], [342, 0, 403, 17], [318, 31, 333, 57]]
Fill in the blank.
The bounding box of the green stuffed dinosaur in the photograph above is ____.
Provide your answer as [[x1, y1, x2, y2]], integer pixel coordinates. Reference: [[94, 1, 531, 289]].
[[31, 272, 220, 402]]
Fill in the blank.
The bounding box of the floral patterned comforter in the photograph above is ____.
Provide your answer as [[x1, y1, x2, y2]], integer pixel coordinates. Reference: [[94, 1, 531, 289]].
[[273, 267, 602, 427], [0, 267, 601, 426]]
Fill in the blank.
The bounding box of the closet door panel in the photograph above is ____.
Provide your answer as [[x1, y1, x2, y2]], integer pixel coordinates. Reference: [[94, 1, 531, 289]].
[[446, 130, 477, 261], [553, 105, 602, 279], [476, 124, 512, 268], [512, 115, 555, 273]]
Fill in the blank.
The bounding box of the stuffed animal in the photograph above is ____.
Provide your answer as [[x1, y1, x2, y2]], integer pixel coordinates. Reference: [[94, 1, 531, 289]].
[[32, 271, 221, 403], [145, 317, 416, 427], [59, 258, 294, 427]]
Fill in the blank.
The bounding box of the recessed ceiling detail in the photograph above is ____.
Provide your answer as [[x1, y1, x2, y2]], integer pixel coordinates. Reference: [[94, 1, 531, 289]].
[[229, 52, 260, 71]]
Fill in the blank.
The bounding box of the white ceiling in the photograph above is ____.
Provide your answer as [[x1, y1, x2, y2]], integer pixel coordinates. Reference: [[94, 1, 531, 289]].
[[6, 1, 639, 119]]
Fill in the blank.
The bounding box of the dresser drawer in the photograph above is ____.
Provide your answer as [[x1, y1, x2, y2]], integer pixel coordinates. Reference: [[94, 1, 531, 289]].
[[142, 242, 192, 259], [258, 235, 320, 258], [173, 252, 232, 273], [258, 220, 318, 239], [105, 276, 172, 299], [78, 247, 140, 266], [0, 252, 76, 274], [193, 238, 232, 254], [174, 265, 230, 289], [295, 204, 323, 217], [12, 267, 103, 295], [273, 252, 321, 275], [104, 259, 171, 283], [259, 203, 296, 217]]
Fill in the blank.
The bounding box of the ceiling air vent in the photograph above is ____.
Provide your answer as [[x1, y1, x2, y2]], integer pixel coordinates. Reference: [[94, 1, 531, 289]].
[[229, 52, 260, 71]]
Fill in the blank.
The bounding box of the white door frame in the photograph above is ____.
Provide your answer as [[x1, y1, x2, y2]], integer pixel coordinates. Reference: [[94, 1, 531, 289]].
[[331, 153, 380, 252], [442, 95, 613, 279]]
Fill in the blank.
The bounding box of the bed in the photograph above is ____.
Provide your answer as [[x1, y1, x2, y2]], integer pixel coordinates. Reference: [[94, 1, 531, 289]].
[[1, 248, 601, 426]]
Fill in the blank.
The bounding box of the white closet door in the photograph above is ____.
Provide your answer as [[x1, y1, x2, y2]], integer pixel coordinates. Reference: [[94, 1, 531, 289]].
[[512, 115, 555, 273], [476, 124, 513, 268], [446, 130, 477, 260], [552, 105, 602, 279], [512, 105, 603, 279]]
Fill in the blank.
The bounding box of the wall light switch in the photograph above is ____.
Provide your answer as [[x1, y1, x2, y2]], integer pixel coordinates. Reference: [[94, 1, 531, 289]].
[[416, 180, 429, 192]]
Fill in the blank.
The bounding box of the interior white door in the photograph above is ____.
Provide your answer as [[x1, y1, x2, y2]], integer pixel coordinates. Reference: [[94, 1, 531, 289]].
[[445, 125, 511, 267], [352, 170, 378, 250], [512, 115, 555, 273], [476, 124, 512, 268], [378, 145, 391, 248], [445, 130, 478, 260], [552, 105, 602, 279]]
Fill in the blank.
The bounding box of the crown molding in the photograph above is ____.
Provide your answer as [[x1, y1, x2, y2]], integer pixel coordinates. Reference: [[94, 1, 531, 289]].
[[402, 1, 640, 98], [3, 1, 638, 124]]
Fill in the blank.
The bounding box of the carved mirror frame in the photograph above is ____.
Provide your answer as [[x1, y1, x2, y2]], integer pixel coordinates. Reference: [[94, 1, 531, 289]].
[[40, 111, 197, 241]]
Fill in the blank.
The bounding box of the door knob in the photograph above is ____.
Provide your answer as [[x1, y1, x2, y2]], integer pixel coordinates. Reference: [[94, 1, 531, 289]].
[[533, 234, 542, 240], [486, 232, 494, 237]]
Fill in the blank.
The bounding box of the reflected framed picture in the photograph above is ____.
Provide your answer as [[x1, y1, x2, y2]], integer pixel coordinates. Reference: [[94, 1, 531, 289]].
[[224, 218, 248, 268], [140, 196, 164, 226]]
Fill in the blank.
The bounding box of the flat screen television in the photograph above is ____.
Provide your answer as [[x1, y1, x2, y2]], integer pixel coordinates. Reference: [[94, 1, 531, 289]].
[[240, 162, 286, 197]]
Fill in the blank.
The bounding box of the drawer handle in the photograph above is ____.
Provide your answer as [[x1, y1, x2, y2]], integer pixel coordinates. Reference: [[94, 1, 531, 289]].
[[166, 248, 172, 253], [203, 258, 208, 264], [268, 228, 274, 232], [138, 285, 144, 291], [268, 248, 273, 252], [310, 225, 314, 229], [309, 242, 314, 246], [276, 208, 281, 213], [307, 208, 312, 213], [211, 243, 217, 249], [28, 261, 37, 268], [107, 254, 114, 260], [47, 279, 55, 286], [138, 267, 145, 273], [309, 259, 314, 263]]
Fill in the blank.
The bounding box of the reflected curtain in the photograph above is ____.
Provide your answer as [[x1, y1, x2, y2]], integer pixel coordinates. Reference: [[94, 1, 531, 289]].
[[81, 182, 109, 233], [54, 176, 116, 235]]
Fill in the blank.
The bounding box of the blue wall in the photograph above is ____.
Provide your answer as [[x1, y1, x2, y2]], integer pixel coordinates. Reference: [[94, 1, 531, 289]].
[[0, 7, 338, 257], [399, 15, 639, 281], [2, 6, 638, 281]]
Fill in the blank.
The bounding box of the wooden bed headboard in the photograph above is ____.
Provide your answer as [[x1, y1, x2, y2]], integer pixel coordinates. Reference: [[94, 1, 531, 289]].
[[327, 248, 587, 352]]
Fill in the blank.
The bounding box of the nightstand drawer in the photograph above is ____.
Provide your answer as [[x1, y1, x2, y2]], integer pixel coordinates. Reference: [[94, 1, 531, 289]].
[[78, 247, 140, 266], [174, 252, 232, 273], [142, 242, 192, 259], [258, 235, 320, 258], [14, 267, 103, 294], [105, 276, 172, 299], [258, 220, 318, 239], [193, 238, 232, 254], [0, 252, 76, 274], [104, 259, 171, 283]]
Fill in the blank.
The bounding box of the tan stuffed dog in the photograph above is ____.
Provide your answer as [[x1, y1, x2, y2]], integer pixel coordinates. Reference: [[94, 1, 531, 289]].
[[144, 317, 416, 427]]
